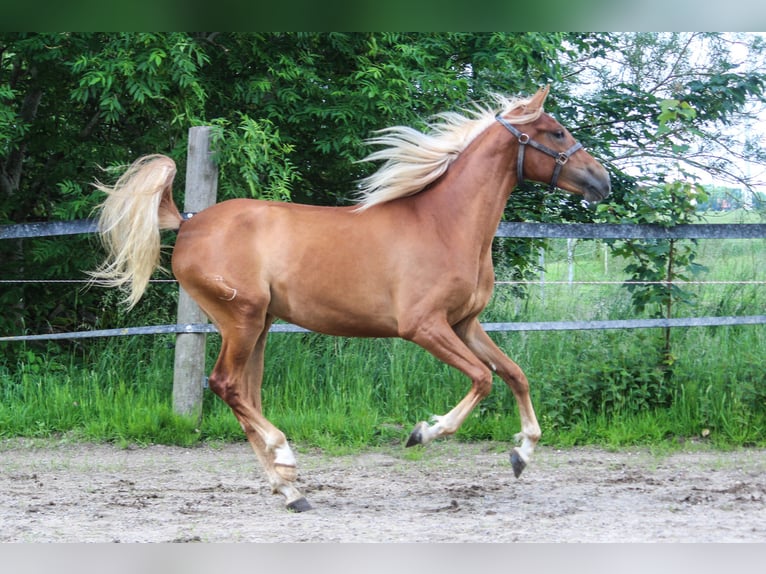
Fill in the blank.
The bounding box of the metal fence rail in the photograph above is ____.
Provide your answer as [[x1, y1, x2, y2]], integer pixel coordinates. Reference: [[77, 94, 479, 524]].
[[0, 218, 97, 240], [495, 222, 766, 239], [4, 218, 766, 241]]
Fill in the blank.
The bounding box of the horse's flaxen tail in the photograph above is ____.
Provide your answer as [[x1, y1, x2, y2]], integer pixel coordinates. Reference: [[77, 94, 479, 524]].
[[90, 154, 183, 309]]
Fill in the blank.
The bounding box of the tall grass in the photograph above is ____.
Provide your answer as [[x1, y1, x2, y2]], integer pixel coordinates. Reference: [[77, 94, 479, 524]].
[[0, 338, 197, 445], [1, 213, 764, 450]]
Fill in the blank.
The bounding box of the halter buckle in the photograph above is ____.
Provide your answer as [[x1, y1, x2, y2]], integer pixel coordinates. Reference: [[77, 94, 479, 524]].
[[518, 133, 530, 145], [556, 152, 569, 166]]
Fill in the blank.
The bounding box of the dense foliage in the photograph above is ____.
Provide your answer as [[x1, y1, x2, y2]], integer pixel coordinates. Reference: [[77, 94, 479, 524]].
[[2, 33, 765, 395]]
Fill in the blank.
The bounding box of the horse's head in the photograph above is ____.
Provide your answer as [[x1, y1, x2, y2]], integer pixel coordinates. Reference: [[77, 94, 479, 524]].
[[497, 86, 611, 204]]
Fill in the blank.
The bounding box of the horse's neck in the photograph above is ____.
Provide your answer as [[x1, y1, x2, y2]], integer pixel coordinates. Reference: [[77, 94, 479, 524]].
[[417, 127, 517, 254]]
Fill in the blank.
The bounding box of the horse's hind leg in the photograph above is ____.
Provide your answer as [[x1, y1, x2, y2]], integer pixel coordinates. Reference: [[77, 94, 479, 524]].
[[207, 312, 311, 512]]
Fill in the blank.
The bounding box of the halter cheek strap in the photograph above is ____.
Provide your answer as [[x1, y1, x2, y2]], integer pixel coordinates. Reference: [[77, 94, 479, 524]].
[[495, 114, 582, 190]]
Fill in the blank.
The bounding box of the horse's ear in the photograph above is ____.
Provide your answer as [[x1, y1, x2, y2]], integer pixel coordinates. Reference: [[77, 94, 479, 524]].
[[526, 85, 550, 111]]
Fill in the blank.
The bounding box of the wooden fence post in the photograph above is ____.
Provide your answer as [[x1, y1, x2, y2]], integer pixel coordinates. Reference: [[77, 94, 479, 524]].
[[173, 127, 218, 420]]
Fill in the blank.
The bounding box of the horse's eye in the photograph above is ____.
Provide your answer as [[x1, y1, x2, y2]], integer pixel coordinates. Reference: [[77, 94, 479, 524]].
[[554, 130, 565, 140]]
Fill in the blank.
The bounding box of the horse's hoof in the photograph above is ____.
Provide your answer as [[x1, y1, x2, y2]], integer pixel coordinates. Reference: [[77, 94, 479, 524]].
[[286, 497, 313, 513], [510, 448, 527, 478], [405, 422, 427, 447]]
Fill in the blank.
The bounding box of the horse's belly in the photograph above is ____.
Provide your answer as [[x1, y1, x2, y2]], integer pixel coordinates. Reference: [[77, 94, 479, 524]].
[[268, 283, 399, 338]]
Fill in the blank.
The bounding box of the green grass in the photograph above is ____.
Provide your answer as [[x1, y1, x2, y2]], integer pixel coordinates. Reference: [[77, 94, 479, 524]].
[[1, 214, 764, 451], [0, 339, 198, 446]]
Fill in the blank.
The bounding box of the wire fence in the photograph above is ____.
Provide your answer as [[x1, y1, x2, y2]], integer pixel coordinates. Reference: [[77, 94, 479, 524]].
[[1, 218, 765, 343]]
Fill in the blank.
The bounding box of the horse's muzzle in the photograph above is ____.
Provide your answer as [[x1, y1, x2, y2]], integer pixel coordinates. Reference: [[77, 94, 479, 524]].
[[581, 167, 611, 204]]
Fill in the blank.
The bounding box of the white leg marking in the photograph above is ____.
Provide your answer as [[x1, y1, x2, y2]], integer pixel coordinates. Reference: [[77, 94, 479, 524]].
[[273, 442, 297, 467]]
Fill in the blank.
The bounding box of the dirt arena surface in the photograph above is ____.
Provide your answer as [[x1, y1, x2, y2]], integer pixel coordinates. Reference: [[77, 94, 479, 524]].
[[1, 438, 764, 542]]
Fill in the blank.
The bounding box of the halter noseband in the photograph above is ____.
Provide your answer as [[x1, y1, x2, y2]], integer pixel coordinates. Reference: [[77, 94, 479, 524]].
[[495, 114, 582, 190]]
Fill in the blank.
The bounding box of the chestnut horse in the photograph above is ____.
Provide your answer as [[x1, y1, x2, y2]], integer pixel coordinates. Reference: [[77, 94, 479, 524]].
[[92, 86, 610, 511]]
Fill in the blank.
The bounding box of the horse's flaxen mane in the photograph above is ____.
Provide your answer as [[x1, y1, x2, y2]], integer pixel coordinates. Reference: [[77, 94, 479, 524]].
[[354, 93, 544, 211]]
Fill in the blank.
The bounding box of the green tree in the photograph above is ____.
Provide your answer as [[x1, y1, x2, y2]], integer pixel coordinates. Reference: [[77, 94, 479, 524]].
[[559, 33, 765, 325], [578, 33, 766, 378], [1, 33, 211, 337], [568, 33, 766, 193], [200, 32, 574, 204]]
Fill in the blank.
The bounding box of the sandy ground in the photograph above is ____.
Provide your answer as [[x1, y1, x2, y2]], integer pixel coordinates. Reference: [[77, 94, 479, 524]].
[[1, 438, 764, 542]]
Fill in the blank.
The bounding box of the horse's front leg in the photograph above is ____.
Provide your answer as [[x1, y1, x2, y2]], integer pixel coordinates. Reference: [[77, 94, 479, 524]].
[[402, 317, 494, 446], [459, 319, 541, 477]]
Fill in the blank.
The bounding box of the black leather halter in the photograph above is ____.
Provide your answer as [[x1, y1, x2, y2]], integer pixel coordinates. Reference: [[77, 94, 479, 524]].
[[495, 114, 583, 190]]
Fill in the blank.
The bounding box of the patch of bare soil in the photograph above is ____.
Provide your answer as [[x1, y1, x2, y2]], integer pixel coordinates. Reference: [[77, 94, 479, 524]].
[[1, 439, 764, 542]]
